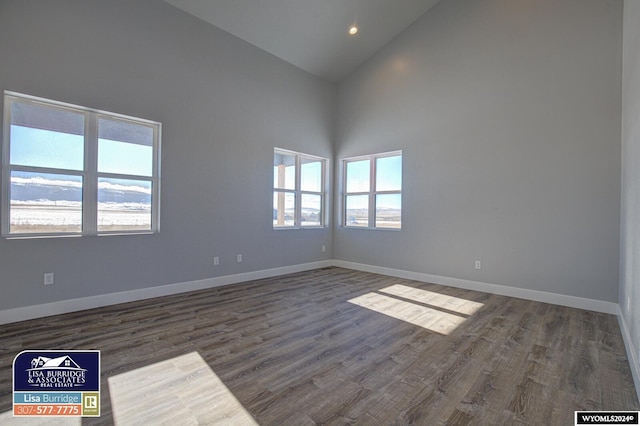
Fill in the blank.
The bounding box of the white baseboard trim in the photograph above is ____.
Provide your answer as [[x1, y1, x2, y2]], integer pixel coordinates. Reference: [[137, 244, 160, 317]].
[[332, 260, 619, 315], [617, 307, 640, 402], [335, 261, 639, 401], [0, 260, 332, 325], [1, 259, 621, 324], [2, 259, 635, 400]]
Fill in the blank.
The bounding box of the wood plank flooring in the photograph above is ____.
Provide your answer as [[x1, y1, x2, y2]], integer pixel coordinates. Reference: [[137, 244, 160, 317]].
[[0, 267, 638, 425]]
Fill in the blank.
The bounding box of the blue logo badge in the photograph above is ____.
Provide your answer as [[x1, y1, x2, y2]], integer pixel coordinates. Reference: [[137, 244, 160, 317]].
[[13, 350, 100, 417]]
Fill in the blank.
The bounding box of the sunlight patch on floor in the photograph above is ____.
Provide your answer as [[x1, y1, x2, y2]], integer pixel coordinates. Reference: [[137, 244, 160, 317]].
[[379, 284, 484, 315], [0, 411, 80, 425], [348, 292, 468, 335], [108, 351, 257, 425]]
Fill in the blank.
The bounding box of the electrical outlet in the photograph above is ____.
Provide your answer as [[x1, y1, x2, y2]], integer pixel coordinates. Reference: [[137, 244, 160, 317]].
[[213, 256, 219, 265], [474, 260, 481, 270], [237, 254, 242, 263], [322, 245, 326, 252], [44, 273, 54, 285], [627, 297, 631, 312]]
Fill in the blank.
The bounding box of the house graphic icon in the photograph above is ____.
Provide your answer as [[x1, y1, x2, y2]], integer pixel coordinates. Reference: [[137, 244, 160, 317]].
[[29, 355, 85, 371], [14, 350, 100, 413]]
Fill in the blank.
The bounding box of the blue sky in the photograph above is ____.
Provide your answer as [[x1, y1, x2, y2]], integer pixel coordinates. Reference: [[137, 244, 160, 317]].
[[346, 155, 402, 209], [10, 126, 153, 176]]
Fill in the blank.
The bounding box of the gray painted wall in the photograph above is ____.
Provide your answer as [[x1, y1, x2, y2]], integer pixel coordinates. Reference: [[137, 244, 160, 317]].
[[335, 0, 622, 302], [621, 0, 640, 369], [0, 0, 626, 314], [0, 0, 334, 310]]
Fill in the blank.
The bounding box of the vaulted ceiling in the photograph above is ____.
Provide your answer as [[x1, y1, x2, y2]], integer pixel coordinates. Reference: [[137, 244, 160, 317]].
[[162, 0, 442, 82]]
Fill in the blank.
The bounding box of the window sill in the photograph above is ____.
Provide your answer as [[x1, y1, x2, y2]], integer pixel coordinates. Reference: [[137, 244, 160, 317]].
[[273, 226, 327, 231], [3, 231, 157, 240], [342, 226, 402, 231]]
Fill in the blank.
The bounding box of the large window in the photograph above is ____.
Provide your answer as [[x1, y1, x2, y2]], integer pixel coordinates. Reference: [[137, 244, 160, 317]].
[[2, 92, 161, 237], [273, 148, 326, 228], [343, 151, 402, 229]]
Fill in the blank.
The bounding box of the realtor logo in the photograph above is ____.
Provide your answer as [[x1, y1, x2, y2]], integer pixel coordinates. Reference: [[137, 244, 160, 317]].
[[84, 395, 97, 408], [82, 392, 100, 416], [13, 350, 100, 417]]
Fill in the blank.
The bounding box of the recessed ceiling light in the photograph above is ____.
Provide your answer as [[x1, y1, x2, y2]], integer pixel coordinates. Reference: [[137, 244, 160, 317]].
[[349, 26, 358, 35]]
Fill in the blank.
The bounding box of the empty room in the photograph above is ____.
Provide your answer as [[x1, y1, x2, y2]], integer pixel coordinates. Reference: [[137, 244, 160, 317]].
[[1, 0, 640, 424]]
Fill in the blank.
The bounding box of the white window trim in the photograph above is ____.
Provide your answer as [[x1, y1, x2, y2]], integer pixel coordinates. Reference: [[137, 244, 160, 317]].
[[273, 148, 328, 229], [342, 150, 402, 230], [1, 91, 161, 238]]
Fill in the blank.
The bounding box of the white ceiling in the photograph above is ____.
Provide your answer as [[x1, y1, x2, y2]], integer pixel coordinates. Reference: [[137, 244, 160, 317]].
[[162, 0, 442, 82]]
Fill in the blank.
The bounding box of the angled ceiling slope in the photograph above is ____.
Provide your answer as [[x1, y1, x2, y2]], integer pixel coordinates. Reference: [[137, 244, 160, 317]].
[[162, 0, 441, 82]]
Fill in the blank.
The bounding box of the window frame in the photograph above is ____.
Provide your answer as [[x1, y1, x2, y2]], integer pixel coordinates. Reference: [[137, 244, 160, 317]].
[[342, 150, 402, 230], [1, 91, 161, 238], [273, 148, 327, 229]]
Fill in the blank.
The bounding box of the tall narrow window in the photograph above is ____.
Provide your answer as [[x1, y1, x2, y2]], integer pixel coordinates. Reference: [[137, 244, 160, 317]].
[[97, 117, 156, 233], [2, 91, 161, 237], [343, 151, 402, 229], [6, 100, 85, 234], [273, 148, 326, 228]]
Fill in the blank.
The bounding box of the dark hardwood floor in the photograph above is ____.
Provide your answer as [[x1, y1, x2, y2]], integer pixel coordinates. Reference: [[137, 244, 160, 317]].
[[1, 267, 638, 425]]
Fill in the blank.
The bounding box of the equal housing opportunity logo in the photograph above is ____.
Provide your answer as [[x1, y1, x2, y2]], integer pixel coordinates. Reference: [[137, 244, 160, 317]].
[[13, 350, 100, 417]]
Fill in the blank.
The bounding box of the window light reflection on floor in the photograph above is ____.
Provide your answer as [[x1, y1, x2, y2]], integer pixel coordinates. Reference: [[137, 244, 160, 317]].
[[379, 284, 484, 316], [0, 410, 81, 425], [348, 285, 484, 335], [108, 351, 257, 425]]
